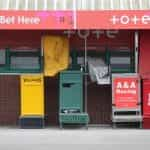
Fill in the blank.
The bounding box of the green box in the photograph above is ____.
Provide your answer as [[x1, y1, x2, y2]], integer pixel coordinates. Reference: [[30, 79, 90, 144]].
[[59, 70, 89, 125], [59, 71, 83, 112]]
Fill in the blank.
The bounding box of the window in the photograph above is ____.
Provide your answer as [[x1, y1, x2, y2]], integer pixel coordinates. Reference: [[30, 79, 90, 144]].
[[0, 48, 42, 73], [0, 50, 6, 66], [109, 49, 134, 73]]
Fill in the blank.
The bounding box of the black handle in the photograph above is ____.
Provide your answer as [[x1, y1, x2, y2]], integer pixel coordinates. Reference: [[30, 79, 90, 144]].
[[62, 83, 75, 88]]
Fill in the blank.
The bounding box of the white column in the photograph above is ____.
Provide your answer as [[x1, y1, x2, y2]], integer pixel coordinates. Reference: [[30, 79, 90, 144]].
[[25, 0, 28, 10], [15, 0, 19, 10], [73, 0, 77, 29], [101, 0, 104, 10], [54, 0, 58, 10], [63, 0, 66, 10], [34, 0, 38, 10], [110, 0, 114, 10], [44, 0, 47, 10], [82, 0, 86, 9], [120, 0, 124, 10], [149, 0, 150, 10], [139, 0, 142, 10], [129, 0, 133, 9], [6, 0, 10, 10], [91, 0, 95, 10]]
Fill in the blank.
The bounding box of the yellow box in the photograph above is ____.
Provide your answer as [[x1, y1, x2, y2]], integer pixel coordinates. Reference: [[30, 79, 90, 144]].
[[20, 74, 44, 116]]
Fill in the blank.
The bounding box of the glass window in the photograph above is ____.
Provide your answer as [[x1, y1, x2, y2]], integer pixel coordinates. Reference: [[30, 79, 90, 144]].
[[0, 48, 42, 73], [0, 50, 6, 66]]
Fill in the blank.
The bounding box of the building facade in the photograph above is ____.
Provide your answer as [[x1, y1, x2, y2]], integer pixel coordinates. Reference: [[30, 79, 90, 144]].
[[0, 0, 150, 128]]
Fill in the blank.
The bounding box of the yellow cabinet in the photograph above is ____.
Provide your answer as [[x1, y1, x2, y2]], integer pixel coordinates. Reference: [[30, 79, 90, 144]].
[[21, 74, 44, 116]]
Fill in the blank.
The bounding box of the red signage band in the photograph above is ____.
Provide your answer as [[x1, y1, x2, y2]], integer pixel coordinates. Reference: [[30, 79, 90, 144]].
[[77, 10, 150, 29], [113, 77, 139, 109], [0, 10, 150, 29], [0, 11, 74, 29]]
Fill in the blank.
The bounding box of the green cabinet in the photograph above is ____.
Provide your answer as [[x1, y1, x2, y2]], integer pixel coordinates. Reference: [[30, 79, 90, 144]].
[[60, 71, 83, 112], [59, 70, 89, 126]]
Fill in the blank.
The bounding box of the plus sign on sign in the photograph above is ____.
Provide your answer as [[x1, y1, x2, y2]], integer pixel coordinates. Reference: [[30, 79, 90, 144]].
[[110, 15, 150, 25]]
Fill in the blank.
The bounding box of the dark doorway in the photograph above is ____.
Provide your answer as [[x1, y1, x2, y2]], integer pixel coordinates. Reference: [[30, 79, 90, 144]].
[[44, 77, 59, 126], [0, 76, 20, 125], [87, 83, 112, 125]]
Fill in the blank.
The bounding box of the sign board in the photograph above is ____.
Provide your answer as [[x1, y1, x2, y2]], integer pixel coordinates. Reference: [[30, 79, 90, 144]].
[[143, 79, 150, 116], [0, 11, 74, 29], [77, 10, 150, 29], [112, 74, 140, 109], [0, 10, 150, 29]]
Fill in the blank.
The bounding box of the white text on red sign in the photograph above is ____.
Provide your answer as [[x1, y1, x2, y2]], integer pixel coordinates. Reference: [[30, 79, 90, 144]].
[[0, 16, 40, 25], [116, 81, 137, 94], [110, 15, 150, 25]]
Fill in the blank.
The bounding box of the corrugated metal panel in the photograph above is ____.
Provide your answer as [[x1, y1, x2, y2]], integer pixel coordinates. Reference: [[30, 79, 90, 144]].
[[0, 0, 150, 10]]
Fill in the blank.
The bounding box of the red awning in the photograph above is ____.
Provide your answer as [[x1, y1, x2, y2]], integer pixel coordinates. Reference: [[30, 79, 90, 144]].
[[0, 10, 150, 30]]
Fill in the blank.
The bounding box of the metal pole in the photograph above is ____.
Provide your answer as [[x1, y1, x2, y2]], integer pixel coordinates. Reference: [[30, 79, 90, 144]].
[[41, 37, 44, 57], [84, 37, 87, 113], [84, 38, 87, 72], [135, 31, 139, 73]]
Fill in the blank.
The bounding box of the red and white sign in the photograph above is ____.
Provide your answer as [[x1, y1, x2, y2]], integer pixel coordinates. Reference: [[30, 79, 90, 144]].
[[0, 11, 74, 29], [113, 76, 139, 108], [143, 80, 150, 116], [0, 10, 150, 29], [77, 10, 150, 29]]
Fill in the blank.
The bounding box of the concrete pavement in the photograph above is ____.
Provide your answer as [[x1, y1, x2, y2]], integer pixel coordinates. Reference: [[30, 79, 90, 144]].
[[0, 127, 149, 150]]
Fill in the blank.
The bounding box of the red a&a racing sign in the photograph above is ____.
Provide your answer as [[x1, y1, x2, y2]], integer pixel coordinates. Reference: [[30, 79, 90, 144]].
[[112, 75, 140, 108]]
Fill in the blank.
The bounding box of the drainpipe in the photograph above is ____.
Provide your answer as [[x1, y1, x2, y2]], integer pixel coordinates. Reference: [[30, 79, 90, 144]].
[[135, 31, 139, 73], [84, 36, 88, 114]]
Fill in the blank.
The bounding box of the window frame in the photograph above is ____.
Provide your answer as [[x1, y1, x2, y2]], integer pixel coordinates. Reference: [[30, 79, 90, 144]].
[[0, 48, 43, 73]]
